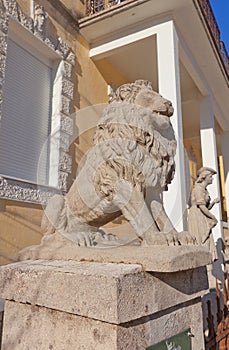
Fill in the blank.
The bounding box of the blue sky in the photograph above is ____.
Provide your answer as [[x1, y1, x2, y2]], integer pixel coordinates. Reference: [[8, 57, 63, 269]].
[[209, 0, 229, 52]]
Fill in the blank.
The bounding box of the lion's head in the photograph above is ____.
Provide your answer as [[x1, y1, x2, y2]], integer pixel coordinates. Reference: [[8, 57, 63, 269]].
[[110, 79, 174, 128]]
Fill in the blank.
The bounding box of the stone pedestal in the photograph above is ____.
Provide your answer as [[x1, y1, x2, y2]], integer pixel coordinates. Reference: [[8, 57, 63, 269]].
[[0, 253, 210, 350]]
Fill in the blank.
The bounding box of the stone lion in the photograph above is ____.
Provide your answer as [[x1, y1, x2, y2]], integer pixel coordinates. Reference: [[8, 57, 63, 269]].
[[42, 80, 193, 246]]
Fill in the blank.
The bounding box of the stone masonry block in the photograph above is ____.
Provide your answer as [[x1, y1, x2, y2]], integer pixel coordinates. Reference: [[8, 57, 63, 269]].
[[0, 10, 9, 33], [0, 54, 6, 79], [0, 32, 7, 55], [66, 51, 76, 66], [18, 10, 33, 32], [2, 301, 119, 350], [1, 298, 205, 350], [60, 132, 70, 152], [58, 171, 68, 193], [60, 95, 71, 115], [63, 61, 73, 80], [60, 114, 73, 135], [3, 0, 19, 20], [59, 152, 72, 173], [0, 260, 208, 325], [62, 78, 74, 100]]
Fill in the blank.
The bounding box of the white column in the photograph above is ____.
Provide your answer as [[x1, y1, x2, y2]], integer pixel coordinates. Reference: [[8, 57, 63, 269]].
[[200, 96, 224, 282], [221, 132, 229, 224], [157, 21, 187, 231]]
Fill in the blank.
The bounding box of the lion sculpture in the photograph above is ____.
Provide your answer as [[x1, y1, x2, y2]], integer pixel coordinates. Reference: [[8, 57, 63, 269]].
[[42, 80, 193, 246]]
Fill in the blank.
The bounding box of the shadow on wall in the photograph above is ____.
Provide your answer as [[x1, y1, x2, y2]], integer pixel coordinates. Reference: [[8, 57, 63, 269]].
[[212, 238, 225, 283]]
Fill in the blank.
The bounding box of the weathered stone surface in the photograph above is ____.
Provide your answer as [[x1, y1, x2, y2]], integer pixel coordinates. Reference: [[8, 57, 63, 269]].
[[18, 10, 33, 32], [34, 4, 47, 40], [2, 301, 119, 350], [60, 132, 70, 152], [66, 51, 76, 65], [0, 54, 6, 79], [0, 260, 208, 324], [56, 37, 70, 58], [146, 300, 205, 349], [0, 90, 2, 109], [40, 80, 197, 250], [63, 61, 73, 80], [0, 32, 7, 55], [60, 95, 71, 115], [19, 233, 212, 272], [2, 0, 19, 19], [1, 299, 205, 350], [62, 78, 74, 100], [44, 36, 56, 51], [59, 152, 72, 173], [60, 114, 73, 135], [188, 166, 219, 259], [0, 10, 9, 33], [58, 171, 69, 193]]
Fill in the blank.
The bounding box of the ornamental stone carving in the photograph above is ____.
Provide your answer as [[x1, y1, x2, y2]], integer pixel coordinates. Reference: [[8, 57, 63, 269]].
[[62, 78, 74, 100], [188, 166, 219, 259], [66, 51, 76, 66], [59, 152, 72, 173], [60, 115, 73, 135], [63, 61, 73, 80], [58, 171, 69, 193], [40, 80, 196, 247], [2, 0, 19, 20], [60, 133, 70, 152], [0, 55, 6, 79], [61, 95, 71, 115], [34, 4, 47, 39], [19, 9, 33, 32], [56, 37, 71, 59], [0, 32, 7, 55], [0, 9, 9, 33], [0, 176, 57, 204]]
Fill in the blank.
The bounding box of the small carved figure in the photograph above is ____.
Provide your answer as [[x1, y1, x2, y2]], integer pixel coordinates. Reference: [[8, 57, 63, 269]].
[[188, 167, 219, 257], [42, 80, 194, 246], [34, 4, 46, 39]]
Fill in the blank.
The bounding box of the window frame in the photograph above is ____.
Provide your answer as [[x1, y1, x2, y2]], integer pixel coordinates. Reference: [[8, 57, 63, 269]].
[[0, 4, 75, 204]]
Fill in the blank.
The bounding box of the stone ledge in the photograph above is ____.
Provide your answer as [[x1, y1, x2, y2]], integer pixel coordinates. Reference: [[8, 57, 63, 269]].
[[0, 260, 208, 324], [18, 233, 213, 272]]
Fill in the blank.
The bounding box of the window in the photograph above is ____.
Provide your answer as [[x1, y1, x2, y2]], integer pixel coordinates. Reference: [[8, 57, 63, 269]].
[[0, 11, 75, 202], [0, 20, 62, 188], [0, 37, 52, 185]]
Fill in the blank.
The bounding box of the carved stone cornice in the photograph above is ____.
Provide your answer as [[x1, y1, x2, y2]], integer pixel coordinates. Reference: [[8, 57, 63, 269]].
[[0, 176, 58, 204]]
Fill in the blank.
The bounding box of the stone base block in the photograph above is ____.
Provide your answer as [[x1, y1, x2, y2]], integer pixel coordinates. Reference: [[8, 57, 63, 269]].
[[0, 260, 208, 349], [2, 299, 204, 350]]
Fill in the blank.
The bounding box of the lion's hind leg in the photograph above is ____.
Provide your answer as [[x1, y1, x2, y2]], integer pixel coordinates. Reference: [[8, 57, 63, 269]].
[[112, 181, 159, 240]]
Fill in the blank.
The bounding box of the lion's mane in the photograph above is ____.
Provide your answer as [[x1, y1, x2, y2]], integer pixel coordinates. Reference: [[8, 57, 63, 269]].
[[92, 81, 177, 199]]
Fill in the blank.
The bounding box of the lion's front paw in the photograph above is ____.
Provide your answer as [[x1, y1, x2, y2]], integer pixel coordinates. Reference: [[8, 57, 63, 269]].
[[165, 231, 197, 246], [141, 230, 168, 246], [141, 230, 197, 246], [62, 232, 93, 246]]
